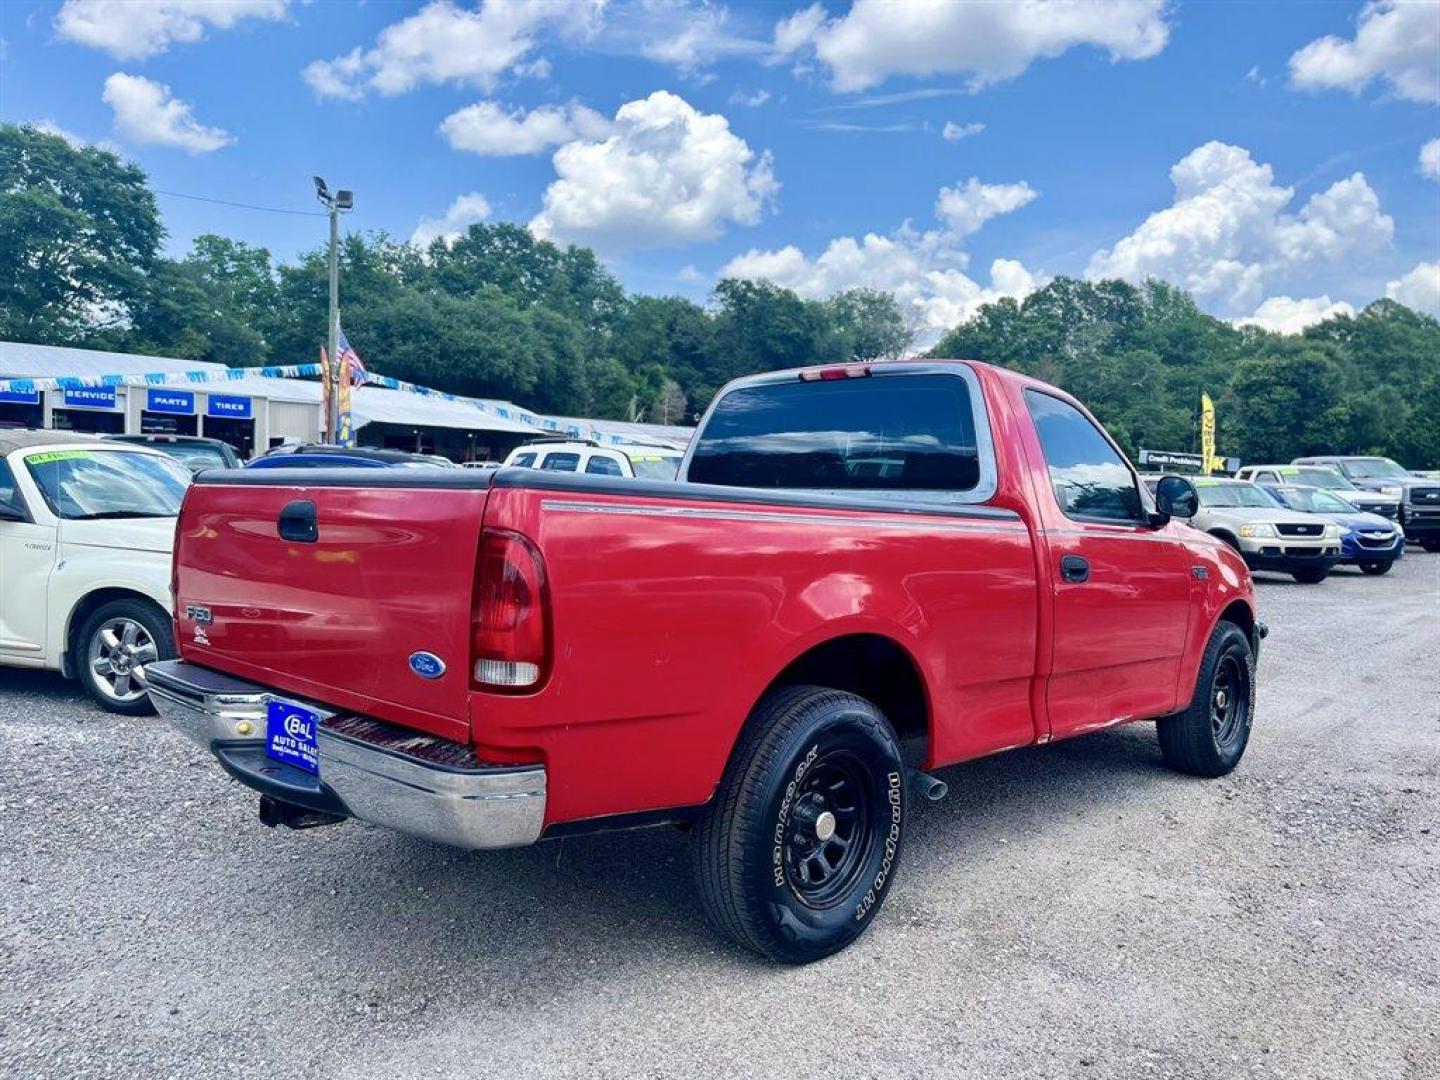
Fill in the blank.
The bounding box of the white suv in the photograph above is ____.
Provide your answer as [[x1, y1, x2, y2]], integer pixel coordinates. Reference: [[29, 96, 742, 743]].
[[0, 430, 188, 713], [503, 441, 683, 480]]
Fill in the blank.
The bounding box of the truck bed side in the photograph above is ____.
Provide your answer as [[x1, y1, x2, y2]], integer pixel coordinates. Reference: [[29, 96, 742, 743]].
[[472, 470, 1040, 825]]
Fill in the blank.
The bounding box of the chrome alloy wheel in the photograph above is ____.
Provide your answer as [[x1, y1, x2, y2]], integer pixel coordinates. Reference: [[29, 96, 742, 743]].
[[86, 617, 158, 705]]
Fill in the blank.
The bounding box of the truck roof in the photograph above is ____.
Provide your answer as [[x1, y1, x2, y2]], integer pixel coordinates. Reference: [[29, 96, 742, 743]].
[[0, 428, 112, 454]]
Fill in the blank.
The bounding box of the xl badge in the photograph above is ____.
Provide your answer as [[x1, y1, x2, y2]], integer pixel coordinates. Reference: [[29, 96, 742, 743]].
[[408, 652, 446, 680]]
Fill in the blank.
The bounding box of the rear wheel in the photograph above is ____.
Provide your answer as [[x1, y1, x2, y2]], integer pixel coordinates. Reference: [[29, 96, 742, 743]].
[[1291, 567, 1329, 584], [1358, 561, 1393, 576], [76, 599, 175, 715], [1157, 621, 1255, 778], [693, 685, 907, 964]]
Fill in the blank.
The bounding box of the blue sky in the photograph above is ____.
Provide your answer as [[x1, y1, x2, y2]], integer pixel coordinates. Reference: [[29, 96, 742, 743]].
[[3, 0, 1437, 338]]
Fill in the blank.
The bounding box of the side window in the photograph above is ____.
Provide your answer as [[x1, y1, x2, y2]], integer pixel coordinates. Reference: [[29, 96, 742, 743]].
[[511, 452, 536, 468], [0, 460, 20, 509], [540, 452, 580, 472], [585, 455, 623, 476], [1257, 470, 1277, 483], [1024, 390, 1143, 523]]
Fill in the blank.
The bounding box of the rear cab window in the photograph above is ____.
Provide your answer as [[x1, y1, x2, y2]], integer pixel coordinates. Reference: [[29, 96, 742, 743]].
[[540, 453, 580, 472], [510, 452, 536, 468], [687, 370, 993, 500]]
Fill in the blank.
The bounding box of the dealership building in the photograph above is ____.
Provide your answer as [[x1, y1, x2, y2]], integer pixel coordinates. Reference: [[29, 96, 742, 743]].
[[0, 341, 690, 461]]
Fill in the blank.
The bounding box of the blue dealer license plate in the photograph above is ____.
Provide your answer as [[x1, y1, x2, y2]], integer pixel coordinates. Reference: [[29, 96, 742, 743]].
[[265, 700, 320, 775]]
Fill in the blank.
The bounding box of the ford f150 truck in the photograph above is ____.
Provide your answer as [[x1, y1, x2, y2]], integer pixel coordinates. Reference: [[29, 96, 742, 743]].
[[152, 360, 1264, 963]]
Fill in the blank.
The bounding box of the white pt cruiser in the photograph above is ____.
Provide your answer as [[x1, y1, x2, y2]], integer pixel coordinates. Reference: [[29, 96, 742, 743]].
[[0, 430, 188, 714]]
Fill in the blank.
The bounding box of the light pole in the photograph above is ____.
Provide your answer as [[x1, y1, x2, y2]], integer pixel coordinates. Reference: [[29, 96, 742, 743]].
[[313, 176, 353, 442]]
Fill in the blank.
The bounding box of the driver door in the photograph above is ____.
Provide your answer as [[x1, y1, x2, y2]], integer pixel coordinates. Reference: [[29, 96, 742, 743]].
[[1022, 391, 1194, 739], [0, 459, 56, 658]]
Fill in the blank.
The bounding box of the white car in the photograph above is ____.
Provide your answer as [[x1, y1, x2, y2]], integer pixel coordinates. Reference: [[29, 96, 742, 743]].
[[0, 430, 190, 714], [503, 440, 684, 480]]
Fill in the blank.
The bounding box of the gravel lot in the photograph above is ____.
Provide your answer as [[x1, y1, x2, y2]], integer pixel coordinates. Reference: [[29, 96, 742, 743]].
[[2, 553, 1437, 1080]]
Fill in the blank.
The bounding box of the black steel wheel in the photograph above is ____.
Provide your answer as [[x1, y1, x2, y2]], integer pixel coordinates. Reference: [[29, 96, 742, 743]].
[[1158, 620, 1256, 777], [693, 685, 906, 963]]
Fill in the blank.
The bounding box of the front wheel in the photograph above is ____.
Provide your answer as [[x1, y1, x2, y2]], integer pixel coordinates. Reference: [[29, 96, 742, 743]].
[[693, 686, 907, 964], [76, 598, 176, 715], [1292, 567, 1329, 584], [1358, 561, 1393, 576], [1157, 621, 1256, 778]]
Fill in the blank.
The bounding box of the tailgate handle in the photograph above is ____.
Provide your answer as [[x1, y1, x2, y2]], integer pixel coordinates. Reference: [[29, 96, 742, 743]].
[[277, 500, 318, 543]]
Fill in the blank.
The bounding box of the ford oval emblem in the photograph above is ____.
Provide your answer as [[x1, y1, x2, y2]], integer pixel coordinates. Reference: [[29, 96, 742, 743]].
[[408, 652, 446, 680]]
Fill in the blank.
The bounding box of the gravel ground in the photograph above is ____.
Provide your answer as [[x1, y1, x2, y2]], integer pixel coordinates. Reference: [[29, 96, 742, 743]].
[[2, 554, 1437, 1080]]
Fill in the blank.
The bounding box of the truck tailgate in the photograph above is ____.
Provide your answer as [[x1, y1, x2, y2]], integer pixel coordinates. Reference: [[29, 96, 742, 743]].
[[173, 473, 486, 742]]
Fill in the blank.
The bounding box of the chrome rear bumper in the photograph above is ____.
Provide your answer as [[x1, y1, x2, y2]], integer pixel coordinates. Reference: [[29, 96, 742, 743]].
[[148, 660, 546, 850]]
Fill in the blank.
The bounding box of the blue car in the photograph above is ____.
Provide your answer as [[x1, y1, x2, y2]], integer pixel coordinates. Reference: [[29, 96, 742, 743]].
[[246, 445, 451, 469], [1261, 484, 1404, 576]]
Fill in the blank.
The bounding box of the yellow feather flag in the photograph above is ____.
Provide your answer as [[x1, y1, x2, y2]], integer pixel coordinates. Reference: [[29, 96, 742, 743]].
[[319, 344, 333, 442], [1200, 393, 1217, 476]]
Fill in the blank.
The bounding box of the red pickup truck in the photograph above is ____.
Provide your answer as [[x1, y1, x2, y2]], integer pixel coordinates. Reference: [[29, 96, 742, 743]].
[[152, 360, 1263, 963]]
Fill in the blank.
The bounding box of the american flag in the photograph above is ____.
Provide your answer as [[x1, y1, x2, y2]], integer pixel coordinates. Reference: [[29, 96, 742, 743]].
[[337, 326, 368, 387]]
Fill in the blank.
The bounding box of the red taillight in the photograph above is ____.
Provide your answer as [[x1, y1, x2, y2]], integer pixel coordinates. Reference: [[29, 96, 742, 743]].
[[471, 529, 551, 692], [800, 364, 871, 381]]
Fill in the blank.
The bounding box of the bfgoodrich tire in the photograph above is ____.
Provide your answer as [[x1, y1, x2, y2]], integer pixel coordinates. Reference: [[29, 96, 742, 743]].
[[76, 598, 176, 716], [1157, 621, 1256, 778], [693, 685, 907, 964]]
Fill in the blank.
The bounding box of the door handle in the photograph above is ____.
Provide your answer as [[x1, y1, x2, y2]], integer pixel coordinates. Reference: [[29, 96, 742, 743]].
[[1059, 554, 1090, 583], [277, 499, 318, 543]]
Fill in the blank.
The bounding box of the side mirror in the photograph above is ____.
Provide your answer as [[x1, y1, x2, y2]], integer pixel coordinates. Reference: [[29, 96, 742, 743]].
[[0, 498, 25, 522], [1154, 475, 1199, 520]]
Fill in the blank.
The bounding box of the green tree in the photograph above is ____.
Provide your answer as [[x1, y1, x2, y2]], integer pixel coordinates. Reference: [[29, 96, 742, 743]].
[[822, 287, 909, 360], [0, 123, 161, 342], [1227, 342, 1351, 463]]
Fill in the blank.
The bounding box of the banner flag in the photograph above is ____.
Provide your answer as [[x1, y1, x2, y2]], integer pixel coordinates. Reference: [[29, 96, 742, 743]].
[[319, 345, 333, 442], [1200, 393, 1217, 476]]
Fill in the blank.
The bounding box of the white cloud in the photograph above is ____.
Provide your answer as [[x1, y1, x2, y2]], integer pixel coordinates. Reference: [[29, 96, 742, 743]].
[[771, 3, 825, 60], [439, 100, 610, 156], [531, 90, 778, 251], [1289, 1, 1440, 104], [678, 264, 705, 283], [729, 88, 771, 107], [55, 0, 288, 60], [1086, 141, 1394, 312], [102, 73, 232, 153], [1386, 261, 1440, 315], [942, 121, 985, 142], [638, 1, 765, 73], [1421, 138, 1440, 180], [1235, 295, 1355, 333], [720, 177, 1041, 343], [411, 192, 493, 247], [304, 0, 603, 100], [934, 178, 1036, 236], [774, 0, 1169, 92]]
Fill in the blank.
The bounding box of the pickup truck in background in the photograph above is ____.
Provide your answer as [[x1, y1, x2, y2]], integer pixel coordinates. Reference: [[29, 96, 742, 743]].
[[152, 360, 1264, 963]]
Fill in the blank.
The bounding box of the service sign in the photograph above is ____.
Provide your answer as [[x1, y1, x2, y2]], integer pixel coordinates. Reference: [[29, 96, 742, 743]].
[[146, 388, 196, 415], [62, 386, 118, 410], [207, 394, 252, 419]]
